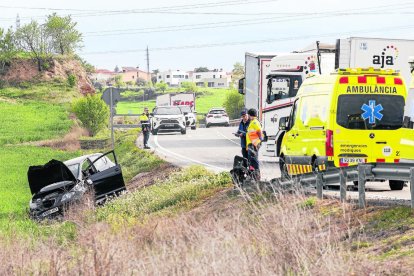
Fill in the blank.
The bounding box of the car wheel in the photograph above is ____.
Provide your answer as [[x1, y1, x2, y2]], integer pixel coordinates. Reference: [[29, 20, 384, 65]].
[[151, 129, 158, 135], [191, 126, 196, 130], [181, 129, 187, 135], [389, 180, 404, 191], [206, 124, 210, 128]]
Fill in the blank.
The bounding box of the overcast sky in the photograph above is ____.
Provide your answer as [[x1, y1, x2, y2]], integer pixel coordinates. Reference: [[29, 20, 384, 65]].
[[1, 0, 414, 72]]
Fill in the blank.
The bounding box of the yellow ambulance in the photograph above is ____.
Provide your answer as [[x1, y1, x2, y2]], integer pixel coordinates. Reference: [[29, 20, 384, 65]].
[[278, 68, 409, 190]]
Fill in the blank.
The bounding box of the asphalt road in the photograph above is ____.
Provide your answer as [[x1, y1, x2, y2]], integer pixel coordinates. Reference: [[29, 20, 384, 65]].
[[147, 126, 412, 202]]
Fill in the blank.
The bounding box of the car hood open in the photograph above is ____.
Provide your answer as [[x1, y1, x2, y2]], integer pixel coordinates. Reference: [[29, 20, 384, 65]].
[[28, 160, 77, 195]]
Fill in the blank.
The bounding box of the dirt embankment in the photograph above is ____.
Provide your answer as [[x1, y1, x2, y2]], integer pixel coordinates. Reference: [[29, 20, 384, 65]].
[[0, 58, 95, 94]]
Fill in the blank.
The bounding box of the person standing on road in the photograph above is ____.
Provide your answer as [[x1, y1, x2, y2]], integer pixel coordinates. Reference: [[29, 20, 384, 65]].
[[246, 108, 263, 179], [235, 110, 250, 159], [139, 107, 151, 149]]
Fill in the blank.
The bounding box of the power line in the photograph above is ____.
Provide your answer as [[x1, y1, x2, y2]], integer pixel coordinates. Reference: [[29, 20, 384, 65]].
[[0, 0, 278, 22], [82, 4, 414, 37], [81, 24, 414, 55]]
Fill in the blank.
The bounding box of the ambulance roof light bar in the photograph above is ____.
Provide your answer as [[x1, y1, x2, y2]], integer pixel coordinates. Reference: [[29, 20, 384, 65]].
[[336, 67, 399, 76]]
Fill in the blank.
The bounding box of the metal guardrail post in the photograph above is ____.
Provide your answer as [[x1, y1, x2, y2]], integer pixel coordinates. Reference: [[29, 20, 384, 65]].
[[410, 167, 414, 209], [339, 168, 347, 203], [316, 172, 323, 199], [358, 164, 366, 208]]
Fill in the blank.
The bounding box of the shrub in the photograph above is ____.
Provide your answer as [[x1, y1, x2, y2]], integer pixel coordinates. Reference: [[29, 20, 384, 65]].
[[223, 89, 244, 119], [155, 82, 168, 93], [180, 81, 198, 92], [72, 95, 109, 136], [67, 73, 77, 88]]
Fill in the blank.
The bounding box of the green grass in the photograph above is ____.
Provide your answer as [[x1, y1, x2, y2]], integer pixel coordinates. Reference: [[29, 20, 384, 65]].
[[369, 207, 414, 231], [96, 166, 231, 224], [0, 101, 72, 146], [0, 81, 79, 104], [116, 100, 156, 114], [113, 129, 165, 182], [116, 88, 233, 115], [0, 146, 80, 238]]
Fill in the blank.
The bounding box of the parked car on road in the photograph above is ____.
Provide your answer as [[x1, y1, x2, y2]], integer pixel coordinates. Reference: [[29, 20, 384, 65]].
[[206, 108, 230, 128], [28, 151, 126, 220], [151, 106, 187, 135], [179, 105, 197, 130]]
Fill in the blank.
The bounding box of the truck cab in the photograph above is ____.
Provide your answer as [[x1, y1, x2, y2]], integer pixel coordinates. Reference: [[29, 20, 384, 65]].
[[264, 45, 336, 157]]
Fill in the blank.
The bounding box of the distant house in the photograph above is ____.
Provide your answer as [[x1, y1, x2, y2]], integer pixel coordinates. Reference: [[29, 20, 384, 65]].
[[120, 67, 151, 84], [91, 69, 116, 84], [191, 69, 232, 88], [156, 70, 189, 87]]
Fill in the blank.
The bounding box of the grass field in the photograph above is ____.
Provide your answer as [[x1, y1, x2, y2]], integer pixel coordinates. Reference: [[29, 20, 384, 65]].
[[0, 81, 79, 104], [0, 146, 80, 238], [116, 88, 233, 114], [0, 101, 72, 146]]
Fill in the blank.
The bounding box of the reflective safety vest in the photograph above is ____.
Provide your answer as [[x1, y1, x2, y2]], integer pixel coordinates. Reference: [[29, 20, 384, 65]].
[[246, 118, 262, 147], [139, 114, 150, 132]]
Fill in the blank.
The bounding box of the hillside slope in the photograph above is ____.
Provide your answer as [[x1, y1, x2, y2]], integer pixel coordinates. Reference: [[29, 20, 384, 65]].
[[0, 57, 94, 94]]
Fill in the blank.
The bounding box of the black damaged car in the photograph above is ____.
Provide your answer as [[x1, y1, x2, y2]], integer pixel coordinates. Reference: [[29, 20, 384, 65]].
[[28, 151, 126, 220]]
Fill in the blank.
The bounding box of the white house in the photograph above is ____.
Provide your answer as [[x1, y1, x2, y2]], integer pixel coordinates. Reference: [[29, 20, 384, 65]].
[[191, 69, 232, 88], [157, 70, 190, 87], [90, 69, 116, 84]]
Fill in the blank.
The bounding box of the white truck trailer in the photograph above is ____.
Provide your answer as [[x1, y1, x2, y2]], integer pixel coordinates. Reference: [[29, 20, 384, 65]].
[[241, 37, 414, 157]]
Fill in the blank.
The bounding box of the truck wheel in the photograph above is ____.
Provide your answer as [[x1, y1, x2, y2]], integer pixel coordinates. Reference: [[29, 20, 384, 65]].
[[151, 129, 158, 135], [181, 129, 187, 135], [389, 180, 404, 191]]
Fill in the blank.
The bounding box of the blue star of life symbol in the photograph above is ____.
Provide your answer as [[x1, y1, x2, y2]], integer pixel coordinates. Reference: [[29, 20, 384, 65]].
[[361, 100, 383, 124]]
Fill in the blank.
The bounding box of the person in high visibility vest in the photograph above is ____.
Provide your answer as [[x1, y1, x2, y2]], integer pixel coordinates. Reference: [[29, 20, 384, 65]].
[[140, 107, 151, 149], [234, 109, 250, 159], [246, 108, 263, 177]]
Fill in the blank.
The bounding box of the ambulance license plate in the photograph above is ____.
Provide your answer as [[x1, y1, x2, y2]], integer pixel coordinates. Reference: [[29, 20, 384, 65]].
[[42, 207, 59, 217], [340, 157, 366, 164]]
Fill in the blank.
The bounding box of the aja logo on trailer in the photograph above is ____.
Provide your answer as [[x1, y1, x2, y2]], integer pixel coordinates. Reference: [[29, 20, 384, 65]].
[[372, 45, 399, 68]]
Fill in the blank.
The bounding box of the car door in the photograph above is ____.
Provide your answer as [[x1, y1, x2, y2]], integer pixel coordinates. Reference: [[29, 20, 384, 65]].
[[86, 151, 126, 202]]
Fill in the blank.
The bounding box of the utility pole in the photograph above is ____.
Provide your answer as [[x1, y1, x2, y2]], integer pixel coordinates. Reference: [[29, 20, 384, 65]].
[[146, 46, 150, 84], [16, 14, 20, 30]]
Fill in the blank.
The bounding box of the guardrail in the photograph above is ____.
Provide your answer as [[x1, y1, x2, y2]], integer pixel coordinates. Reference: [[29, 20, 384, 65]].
[[249, 162, 414, 209], [228, 119, 239, 127]]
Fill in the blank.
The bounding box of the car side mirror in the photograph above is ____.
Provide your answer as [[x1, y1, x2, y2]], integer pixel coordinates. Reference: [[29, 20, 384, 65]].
[[183, 112, 188, 115], [238, 78, 245, 95], [262, 131, 268, 142], [149, 113, 154, 116], [279, 117, 289, 131]]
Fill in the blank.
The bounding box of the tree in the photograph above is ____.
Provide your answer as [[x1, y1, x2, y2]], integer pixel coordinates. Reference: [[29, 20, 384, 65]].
[[180, 81, 198, 92], [0, 28, 17, 73], [223, 89, 244, 119], [15, 21, 53, 71], [232, 62, 244, 81], [72, 95, 109, 136], [155, 82, 168, 93], [44, 13, 82, 55], [194, 67, 209, 72], [152, 69, 159, 84], [114, 75, 124, 87]]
